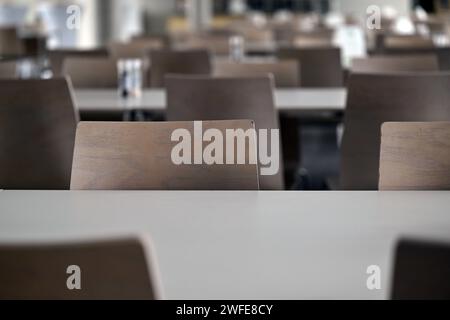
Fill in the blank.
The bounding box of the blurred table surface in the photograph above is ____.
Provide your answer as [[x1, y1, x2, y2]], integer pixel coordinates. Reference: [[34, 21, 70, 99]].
[[74, 88, 347, 115], [1, 190, 449, 300]]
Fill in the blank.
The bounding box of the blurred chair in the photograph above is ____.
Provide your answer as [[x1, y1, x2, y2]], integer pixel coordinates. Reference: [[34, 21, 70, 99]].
[[48, 48, 109, 76], [277, 47, 343, 87], [63, 57, 118, 88], [213, 58, 302, 183], [0, 27, 24, 57], [109, 40, 162, 59], [176, 34, 230, 55], [340, 73, 450, 190], [213, 60, 299, 87], [292, 31, 334, 48], [274, 28, 333, 47], [213, 60, 300, 186], [351, 55, 439, 73], [239, 28, 274, 44], [273, 27, 296, 45], [70, 120, 259, 190], [166, 75, 283, 190], [0, 79, 78, 189], [0, 61, 17, 78], [228, 19, 272, 42], [0, 237, 162, 300], [437, 48, 450, 71], [278, 46, 344, 189], [392, 239, 450, 300], [379, 122, 450, 190], [384, 35, 435, 50], [148, 49, 211, 88], [131, 34, 168, 47], [368, 47, 450, 71], [376, 35, 436, 55]]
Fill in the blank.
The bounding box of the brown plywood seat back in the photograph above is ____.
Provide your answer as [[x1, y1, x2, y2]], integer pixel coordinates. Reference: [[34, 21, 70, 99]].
[[0, 237, 162, 300], [0, 79, 78, 190], [149, 49, 211, 87], [131, 35, 168, 47], [48, 48, 109, 76], [384, 35, 435, 50], [437, 48, 450, 70], [369, 48, 450, 71], [392, 239, 450, 300], [109, 41, 163, 59], [351, 55, 439, 73], [0, 61, 17, 78], [214, 60, 299, 87], [239, 28, 274, 43], [379, 122, 450, 190], [0, 27, 23, 57], [166, 75, 284, 190], [177, 35, 230, 55], [292, 31, 334, 48], [274, 28, 333, 46], [340, 73, 450, 190], [277, 47, 343, 87], [70, 120, 259, 190], [63, 57, 118, 88]]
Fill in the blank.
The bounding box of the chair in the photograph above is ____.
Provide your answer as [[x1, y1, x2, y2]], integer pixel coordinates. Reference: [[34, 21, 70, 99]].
[[70, 120, 259, 190], [437, 48, 450, 71], [391, 239, 450, 300], [374, 35, 436, 55], [47, 48, 109, 76], [0, 237, 162, 300], [367, 47, 450, 71], [0, 61, 17, 78], [274, 28, 333, 47], [238, 28, 274, 44], [63, 57, 118, 88], [109, 40, 163, 59], [277, 47, 343, 87], [166, 75, 284, 190], [340, 73, 450, 190], [277, 47, 343, 187], [0, 27, 24, 57], [213, 60, 299, 87], [176, 34, 230, 55], [0, 79, 78, 189], [148, 49, 212, 87], [384, 35, 435, 50], [379, 122, 450, 190], [213, 60, 300, 184], [131, 34, 168, 48], [351, 55, 439, 73], [292, 31, 334, 48]]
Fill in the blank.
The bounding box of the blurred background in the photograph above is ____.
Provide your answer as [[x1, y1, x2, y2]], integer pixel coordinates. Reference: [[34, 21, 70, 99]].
[[0, 0, 448, 49], [2, 0, 450, 190]]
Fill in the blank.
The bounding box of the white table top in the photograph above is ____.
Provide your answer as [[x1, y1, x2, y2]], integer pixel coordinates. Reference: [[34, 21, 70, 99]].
[[1, 190, 449, 300], [74, 88, 347, 114]]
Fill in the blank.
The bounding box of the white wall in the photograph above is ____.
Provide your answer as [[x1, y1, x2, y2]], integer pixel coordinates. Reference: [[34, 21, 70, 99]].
[[331, 0, 412, 19]]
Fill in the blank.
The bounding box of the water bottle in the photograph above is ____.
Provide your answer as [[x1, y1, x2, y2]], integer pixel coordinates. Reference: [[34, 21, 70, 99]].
[[229, 35, 245, 62]]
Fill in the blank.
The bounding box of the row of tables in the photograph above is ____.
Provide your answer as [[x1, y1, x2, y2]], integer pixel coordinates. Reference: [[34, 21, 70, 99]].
[[74, 88, 348, 116], [3, 88, 449, 299], [1, 190, 450, 299]]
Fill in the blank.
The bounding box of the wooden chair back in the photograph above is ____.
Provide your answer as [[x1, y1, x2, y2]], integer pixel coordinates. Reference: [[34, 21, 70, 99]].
[[70, 120, 259, 190]]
